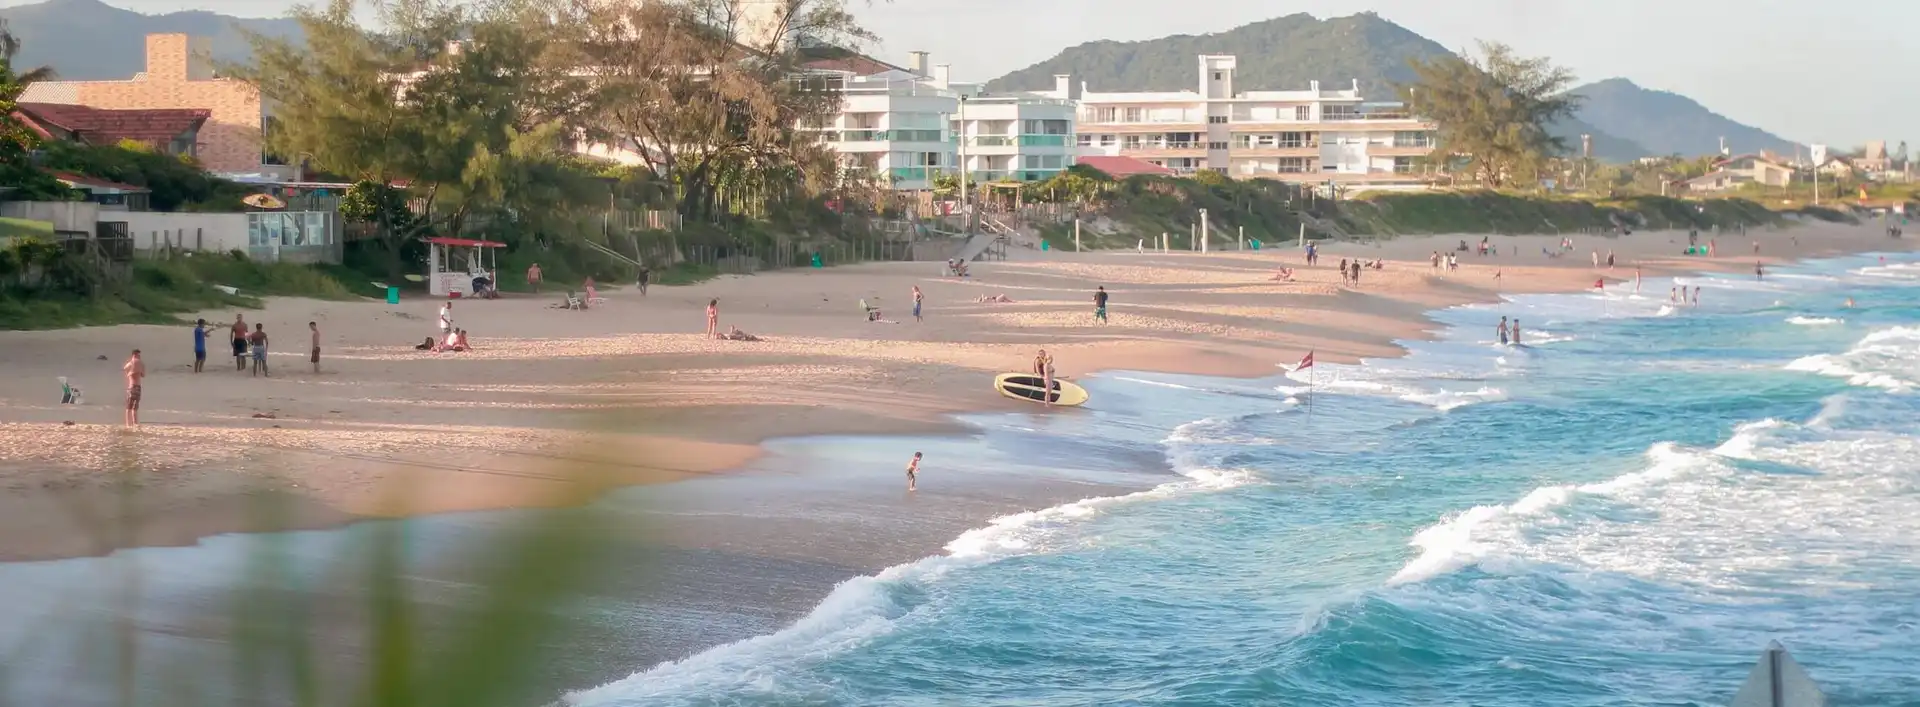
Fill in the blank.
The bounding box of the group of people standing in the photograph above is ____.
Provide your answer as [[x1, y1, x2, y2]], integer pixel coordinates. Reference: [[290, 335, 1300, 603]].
[[193, 314, 316, 379]]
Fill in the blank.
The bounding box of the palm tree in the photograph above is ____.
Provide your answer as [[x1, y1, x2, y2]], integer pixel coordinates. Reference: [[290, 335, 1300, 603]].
[[1, 19, 57, 87]]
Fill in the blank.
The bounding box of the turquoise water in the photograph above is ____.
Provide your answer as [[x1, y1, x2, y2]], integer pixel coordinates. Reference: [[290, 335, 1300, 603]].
[[568, 254, 1920, 707]]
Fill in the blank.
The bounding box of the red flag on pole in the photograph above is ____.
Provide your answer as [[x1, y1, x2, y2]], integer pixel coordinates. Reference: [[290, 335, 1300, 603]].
[[1297, 351, 1315, 370]]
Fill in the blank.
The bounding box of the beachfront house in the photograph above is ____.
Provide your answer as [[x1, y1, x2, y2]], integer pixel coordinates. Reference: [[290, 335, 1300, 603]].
[[1073, 54, 1437, 191], [18, 34, 292, 179], [1713, 154, 1795, 188]]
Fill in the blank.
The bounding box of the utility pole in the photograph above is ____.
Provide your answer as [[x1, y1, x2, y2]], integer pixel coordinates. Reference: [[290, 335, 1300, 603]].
[[1074, 218, 1081, 252]]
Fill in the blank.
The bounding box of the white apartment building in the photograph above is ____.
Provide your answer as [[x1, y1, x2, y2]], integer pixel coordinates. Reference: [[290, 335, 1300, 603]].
[[1075, 55, 1436, 189], [802, 52, 1076, 191]]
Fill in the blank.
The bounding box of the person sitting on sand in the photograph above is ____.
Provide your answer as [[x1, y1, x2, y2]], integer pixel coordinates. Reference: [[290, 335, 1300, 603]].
[[1271, 267, 1295, 282], [860, 298, 882, 322], [722, 325, 761, 342], [977, 294, 1015, 304], [1369, 259, 1385, 270], [415, 337, 435, 351]]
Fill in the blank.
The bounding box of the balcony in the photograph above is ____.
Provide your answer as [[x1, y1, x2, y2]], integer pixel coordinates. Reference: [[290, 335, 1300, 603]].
[[1233, 143, 1319, 157], [1122, 141, 1207, 157], [841, 129, 947, 144], [1019, 134, 1070, 147], [889, 167, 938, 183], [1373, 145, 1434, 157]]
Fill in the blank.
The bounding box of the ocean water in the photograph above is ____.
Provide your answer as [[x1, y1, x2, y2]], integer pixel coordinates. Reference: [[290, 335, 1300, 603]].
[[568, 253, 1920, 707]]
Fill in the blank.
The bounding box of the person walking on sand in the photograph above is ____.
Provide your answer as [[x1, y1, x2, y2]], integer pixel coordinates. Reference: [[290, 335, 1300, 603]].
[[230, 314, 249, 371], [637, 265, 650, 296], [192, 318, 208, 373], [912, 285, 924, 323], [906, 451, 921, 491], [123, 349, 144, 427], [526, 263, 543, 293], [1093, 286, 1109, 324], [706, 299, 719, 338], [1350, 259, 1362, 287], [439, 301, 454, 338], [308, 321, 322, 374], [248, 323, 271, 377], [1607, 250, 1616, 270]]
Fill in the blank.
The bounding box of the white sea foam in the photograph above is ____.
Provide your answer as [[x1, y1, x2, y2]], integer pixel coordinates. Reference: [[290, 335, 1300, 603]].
[[1784, 325, 1920, 391], [1786, 316, 1843, 326], [562, 418, 1260, 706], [1854, 262, 1920, 281], [1390, 416, 1920, 593]]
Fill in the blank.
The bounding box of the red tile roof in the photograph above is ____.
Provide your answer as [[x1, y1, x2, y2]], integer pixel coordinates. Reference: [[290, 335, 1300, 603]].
[[15, 103, 210, 146], [1076, 156, 1177, 177]]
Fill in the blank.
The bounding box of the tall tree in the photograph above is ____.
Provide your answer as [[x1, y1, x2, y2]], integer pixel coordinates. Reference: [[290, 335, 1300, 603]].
[[227, 0, 594, 276], [1398, 41, 1580, 188], [561, 0, 869, 222], [1, 21, 72, 201]]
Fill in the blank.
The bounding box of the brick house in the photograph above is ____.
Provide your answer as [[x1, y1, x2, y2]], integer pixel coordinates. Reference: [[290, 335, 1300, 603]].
[[19, 34, 286, 176], [14, 102, 210, 158]]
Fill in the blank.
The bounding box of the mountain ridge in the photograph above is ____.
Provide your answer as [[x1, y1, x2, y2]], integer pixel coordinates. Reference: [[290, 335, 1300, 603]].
[[0, 0, 300, 81], [989, 12, 1795, 161]]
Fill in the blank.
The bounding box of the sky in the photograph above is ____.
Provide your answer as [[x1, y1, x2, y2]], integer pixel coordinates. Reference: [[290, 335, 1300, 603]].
[[7, 0, 1910, 147]]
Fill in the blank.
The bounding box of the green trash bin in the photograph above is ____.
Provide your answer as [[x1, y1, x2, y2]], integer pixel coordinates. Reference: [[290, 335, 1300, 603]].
[[386, 286, 400, 304], [811, 253, 823, 268], [1041, 240, 1049, 251], [1250, 239, 1263, 251]]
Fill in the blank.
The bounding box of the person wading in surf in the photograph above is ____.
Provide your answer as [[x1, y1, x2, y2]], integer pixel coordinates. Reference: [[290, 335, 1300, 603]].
[[906, 451, 921, 491]]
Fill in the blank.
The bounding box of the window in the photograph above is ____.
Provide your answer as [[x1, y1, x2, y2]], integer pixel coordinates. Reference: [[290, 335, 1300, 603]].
[[1123, 135, 1142, 149], [1278, 158, 1307, 173], [1091, 107, 1117, 123], [1077, 134, 1094, 147], [1099, 134, 1116, 147], [1323, 105, 1360, 121], [1208, 115, 1228, 124], [1393, 131, 1433, 148], [1208, 141, 1229, 150], [1123, 107, 1143, 122], [1393, 156, 1417, 173], [1279, 132, 1307, 148], [1233, 135, 1254, 149], [1294, 105, 1311, 121], [1213, 72, 1222, 80]]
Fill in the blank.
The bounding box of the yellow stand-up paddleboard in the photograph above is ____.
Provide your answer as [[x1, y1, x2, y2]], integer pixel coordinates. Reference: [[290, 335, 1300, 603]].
[[994, 373, 1089, 407]]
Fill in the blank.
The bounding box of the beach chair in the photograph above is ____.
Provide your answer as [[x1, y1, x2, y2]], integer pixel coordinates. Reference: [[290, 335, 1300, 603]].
[[565, 294, 583, 310]]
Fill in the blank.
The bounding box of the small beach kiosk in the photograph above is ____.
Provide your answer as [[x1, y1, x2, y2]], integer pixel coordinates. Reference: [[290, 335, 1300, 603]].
[[425, 237, 505, 298]]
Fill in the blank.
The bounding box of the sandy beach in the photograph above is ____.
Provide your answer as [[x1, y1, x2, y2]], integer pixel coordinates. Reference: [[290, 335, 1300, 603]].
[[0, 221, 1909, 562]]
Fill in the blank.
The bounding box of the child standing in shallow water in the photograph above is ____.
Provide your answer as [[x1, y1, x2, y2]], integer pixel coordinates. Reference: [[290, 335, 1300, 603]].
[[906, 452, 921, 491]]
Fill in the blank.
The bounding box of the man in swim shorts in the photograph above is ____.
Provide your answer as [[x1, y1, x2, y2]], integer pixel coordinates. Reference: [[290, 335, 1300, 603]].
[[906, 452, 921, 491], [1093, 286, 1109, 324], [123, 349, 144, 427], [231, 314, 249, 371], [309, 321, 321, 373]]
